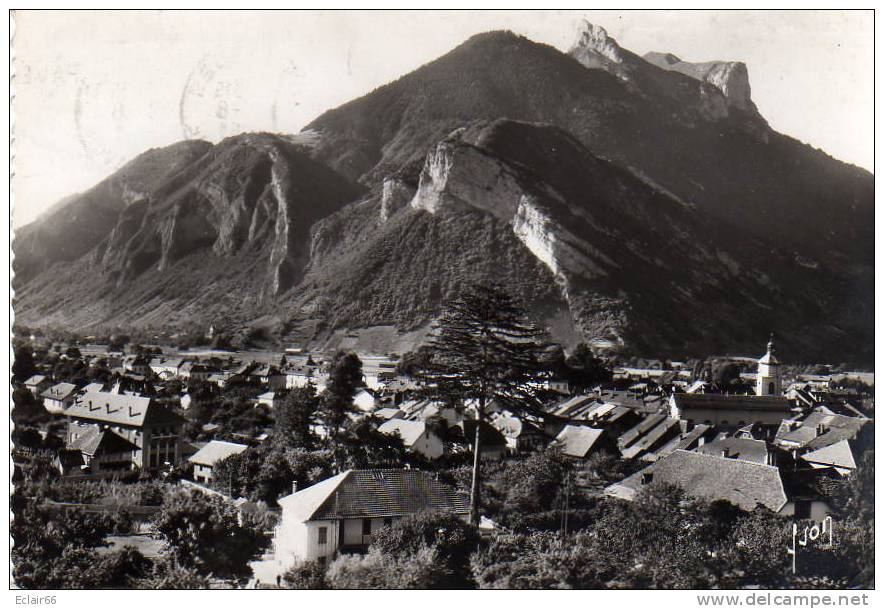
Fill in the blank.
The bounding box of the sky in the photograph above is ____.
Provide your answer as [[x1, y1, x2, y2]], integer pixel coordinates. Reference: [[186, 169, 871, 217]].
[[11, 9, 874, 228]]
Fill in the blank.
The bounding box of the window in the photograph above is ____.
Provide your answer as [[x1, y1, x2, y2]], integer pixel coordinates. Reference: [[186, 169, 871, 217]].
[[317, 526, 328, 545], [768, 382, 775, 394], [362, 518, 372, 536]]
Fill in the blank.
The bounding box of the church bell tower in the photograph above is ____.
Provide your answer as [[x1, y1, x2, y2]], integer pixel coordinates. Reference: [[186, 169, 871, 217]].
[[756, 334, 782, 396]]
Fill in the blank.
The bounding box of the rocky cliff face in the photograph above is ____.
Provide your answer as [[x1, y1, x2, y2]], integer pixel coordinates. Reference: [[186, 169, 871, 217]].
[[92, 133, 362, 296], [13, 140, 213, 283], [643, 51, 754, 111]]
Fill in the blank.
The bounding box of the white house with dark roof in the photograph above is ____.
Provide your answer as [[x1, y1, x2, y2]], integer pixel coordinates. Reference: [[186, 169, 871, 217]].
[[41, 382, 78, 414], [189, 440, 249, 484], [271, 469, 469, 574]]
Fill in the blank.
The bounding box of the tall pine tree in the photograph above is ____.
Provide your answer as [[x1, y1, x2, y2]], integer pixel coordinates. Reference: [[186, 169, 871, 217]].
[[416, 282, 551, 524]]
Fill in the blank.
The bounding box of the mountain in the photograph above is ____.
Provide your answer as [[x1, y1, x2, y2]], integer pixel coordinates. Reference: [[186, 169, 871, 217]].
[[14, 140, 213, 282], [14, 133, 363, 333], [12, 23, 874, 363]]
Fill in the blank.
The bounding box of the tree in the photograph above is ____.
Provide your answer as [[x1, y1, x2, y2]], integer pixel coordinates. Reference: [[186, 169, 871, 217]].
[[371, 510, 481, 588], [333, 417, 410, 470], [712, 362, 742, 386], [397, 346, 434, 376], [281, 560, 328, 589], [275, 386, 321, 449], [499, 450, 571, 517], [151, 488, 269, 582], [564, 343, 612, 390], [321, 350, 363, 444], [137, 558, 210, 589], [415, 282, 551, 524], [12, 345, 36, 381]]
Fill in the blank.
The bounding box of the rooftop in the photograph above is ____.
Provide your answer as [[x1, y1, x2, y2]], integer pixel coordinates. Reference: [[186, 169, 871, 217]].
[[608, 449, 788, 511], [278, 469, 470, 521], [189, 440, 249, 467]]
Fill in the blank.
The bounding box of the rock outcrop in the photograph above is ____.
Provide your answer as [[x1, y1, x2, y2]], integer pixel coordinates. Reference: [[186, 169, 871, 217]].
[[644, 51, 755, 111]]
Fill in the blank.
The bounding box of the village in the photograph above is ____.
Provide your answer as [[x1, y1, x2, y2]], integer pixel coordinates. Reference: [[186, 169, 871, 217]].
[[10, 313, 875, 589]]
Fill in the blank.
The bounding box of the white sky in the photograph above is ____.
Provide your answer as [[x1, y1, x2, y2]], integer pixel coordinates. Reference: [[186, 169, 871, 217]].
[[11, 9, 874, 228]]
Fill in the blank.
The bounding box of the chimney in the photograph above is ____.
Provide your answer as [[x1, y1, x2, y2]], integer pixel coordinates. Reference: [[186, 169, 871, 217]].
[[816, 424, 827, 436], [697, 436, 705, 447], [641, 472, 653, 485], [129, 406, 139, 417], [721, 448, 731, 458], [292, 480, 299, 494]]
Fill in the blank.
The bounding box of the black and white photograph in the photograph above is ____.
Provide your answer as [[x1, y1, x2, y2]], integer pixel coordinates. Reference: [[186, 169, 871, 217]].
[[6, 7, 877, 600]]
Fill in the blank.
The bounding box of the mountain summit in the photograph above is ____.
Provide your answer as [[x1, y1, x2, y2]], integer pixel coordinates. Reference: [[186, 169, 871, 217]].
[[13, 24, 873, 362]]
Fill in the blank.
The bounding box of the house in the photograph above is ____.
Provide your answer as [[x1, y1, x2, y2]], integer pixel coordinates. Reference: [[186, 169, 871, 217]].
[[606, 449, 789, 512], [554, 425, 611, 459], [252, 365, 286, 390], [150, 357, 184, 380], [79, 382, 105, 395], [256, 391, 277, 409], [124, 354, 152, 377], [800, 440, 858, 477], [695, 437, 777, 465], [458, 420, 508, 461], [377, 419, 444, 460], [353, 389, 376, 413], [271, 469, 469, 573], [64, 391, 186, 472], [669, 393, 795, 427], [23, 374, 50, 396], [57, 424, 140, 476], [189, 440, 249, 484], [774, 408, 871, 452], [41, 382, 78, 414], [373, 408, 405, 421], [493, 415, 548, 454], [285, 365, 319, 389]]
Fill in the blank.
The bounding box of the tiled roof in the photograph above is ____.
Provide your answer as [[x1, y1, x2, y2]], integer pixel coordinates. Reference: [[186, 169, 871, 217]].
[[41, 382, 78, 401], [696, 437, 770, 464], [374, 408, 404, 420], [555, 425, 605, 458], [776, 408, 870, 449], [378, 419, 429, 447], [69, 425, 139, 456], [675, 424, 712, 451], [279, 469, 470, 522], [801, 440, 857, 470], [621, 417, 680, 460], [189, 440, 249, 466], [618, 413, 666, 448], [460, 419, 507, 447], [609, 449, 788, 511], [66, 391, 183, 428], [672, 393, 793, 412]]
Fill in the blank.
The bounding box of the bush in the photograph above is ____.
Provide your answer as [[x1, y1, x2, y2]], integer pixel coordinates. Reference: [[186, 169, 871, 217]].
[[326, 546, 448, 589]]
